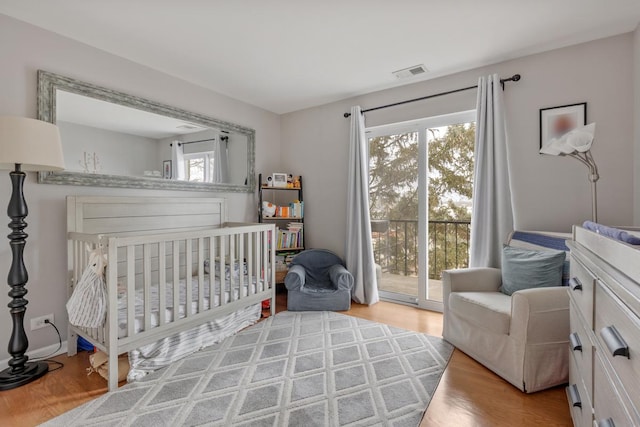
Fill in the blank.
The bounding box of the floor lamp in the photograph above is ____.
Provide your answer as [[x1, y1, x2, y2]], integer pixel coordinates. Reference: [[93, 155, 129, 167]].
[[539, 123, 599, 222], [0, 117, 64, 391]]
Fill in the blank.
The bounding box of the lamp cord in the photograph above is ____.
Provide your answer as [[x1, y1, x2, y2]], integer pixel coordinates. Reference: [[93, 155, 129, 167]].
[[31, 319, 65, 372]]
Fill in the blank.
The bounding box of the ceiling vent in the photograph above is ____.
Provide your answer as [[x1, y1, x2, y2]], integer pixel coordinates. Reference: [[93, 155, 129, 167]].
[[176, 123, 203, 130], [392, 64, 428, 80]]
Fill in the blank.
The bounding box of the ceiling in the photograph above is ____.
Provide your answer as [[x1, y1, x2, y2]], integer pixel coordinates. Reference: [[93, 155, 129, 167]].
[[2, 1, 640, 114]]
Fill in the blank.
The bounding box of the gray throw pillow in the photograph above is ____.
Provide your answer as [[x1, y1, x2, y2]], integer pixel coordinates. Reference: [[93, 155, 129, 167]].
[[500, 245, 565, 296]]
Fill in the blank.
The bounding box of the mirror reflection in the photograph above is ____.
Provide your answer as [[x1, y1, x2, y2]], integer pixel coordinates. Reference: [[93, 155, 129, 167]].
[[37, 70, 255, 192]]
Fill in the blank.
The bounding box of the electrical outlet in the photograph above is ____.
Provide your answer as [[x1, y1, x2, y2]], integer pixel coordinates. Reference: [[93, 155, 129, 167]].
[[30, 313, 54, 331]]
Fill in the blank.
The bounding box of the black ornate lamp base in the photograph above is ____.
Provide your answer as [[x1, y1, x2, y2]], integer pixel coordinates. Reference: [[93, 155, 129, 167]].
[[0, 361, 48, 391], [1, 166, 49, 391]]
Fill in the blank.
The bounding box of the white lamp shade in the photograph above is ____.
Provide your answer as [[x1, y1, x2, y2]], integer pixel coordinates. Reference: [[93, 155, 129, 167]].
[[540, 123, 596, 156], [566, 122, 596, 153], [0, 116, 65, 171]]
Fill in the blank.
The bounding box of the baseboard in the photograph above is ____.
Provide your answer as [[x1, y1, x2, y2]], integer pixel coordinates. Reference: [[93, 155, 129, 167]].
[[0, 341, 68, 368]]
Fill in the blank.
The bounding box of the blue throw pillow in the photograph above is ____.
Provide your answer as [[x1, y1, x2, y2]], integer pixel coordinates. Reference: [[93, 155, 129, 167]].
[[500, 245, 565, 296]]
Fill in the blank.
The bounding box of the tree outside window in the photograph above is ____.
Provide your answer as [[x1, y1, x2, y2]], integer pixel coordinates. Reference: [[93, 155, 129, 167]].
[[369, 122, 475, 279], [184, 152, 215, 183]]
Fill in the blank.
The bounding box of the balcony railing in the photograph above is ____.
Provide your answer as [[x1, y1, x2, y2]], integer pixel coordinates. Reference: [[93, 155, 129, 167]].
[[371, 219, 471, 279]]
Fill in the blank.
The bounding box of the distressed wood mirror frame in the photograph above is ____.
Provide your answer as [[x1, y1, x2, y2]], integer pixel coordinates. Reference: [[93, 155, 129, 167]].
[[37, 70, 256, 192]]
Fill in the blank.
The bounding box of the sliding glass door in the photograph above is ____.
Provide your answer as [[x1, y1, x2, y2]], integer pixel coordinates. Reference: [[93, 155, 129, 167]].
[[368, 111, 475, 311]]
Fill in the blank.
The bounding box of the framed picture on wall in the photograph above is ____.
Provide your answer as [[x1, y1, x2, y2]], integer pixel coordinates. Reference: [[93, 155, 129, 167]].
[[539, 102, 587, 150], [163, 160, 172, 179]]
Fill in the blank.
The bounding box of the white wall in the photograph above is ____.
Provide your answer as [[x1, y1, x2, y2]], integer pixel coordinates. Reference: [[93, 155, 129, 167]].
[[59, 121, 159, 175], [0, 15, 281, 360], [281, 33, 635, 257]]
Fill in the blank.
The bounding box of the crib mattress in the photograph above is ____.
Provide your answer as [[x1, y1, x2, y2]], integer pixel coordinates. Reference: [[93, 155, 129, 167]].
[[116, 275, 263, 338], [116, 275, 267, 382]]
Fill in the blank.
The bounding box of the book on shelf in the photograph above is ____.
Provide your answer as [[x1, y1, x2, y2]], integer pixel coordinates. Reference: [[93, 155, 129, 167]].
[[276, 206, 290, 217], [288, 201, 303, 218], [269, 202, 303, 219], [275, 225, 303, 250]]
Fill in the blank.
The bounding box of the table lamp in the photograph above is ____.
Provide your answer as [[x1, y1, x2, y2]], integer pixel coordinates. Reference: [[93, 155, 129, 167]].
[[540, 122, 598, 222], [0, 116, 64, 390]]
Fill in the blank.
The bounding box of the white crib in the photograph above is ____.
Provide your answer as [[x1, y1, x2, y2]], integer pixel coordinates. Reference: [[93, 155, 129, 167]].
[[66, 196, 276, 391]]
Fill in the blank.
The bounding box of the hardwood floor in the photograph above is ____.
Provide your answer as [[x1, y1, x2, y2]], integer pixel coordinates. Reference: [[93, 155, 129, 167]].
[[0, 291, 571, 426]]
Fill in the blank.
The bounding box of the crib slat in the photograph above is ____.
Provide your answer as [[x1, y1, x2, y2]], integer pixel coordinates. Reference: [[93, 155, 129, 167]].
[[262, 230, 268, 294], [143, 244, 152, 332], [105, 237, 119, 389], [159, 241, 166, 326], [261, 231, 268, 294], [186, 238, 193, 317], [268, 229, 276, 315], [173, 240, 180, 322], [198, 237, 205, 313], [209, 235, 216, 306], [72, 240, 79, 296], [219, 236, 226, 307], [259, 230, 264, 293], [253, 231, 260, 293], [251, 232, 258, 292], [230, 234, 236, 302], [238, 234, 246, 297], [247, 234, 254, 294], [127, 245, 135, 338]]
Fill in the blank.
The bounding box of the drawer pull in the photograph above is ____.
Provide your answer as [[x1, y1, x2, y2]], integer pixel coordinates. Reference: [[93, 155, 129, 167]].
[[567, 384, 581, 408], [600, 326, 630, 358], [569, 277, 582, 291], [597, 418, 615, 427], [569, 332, 582, 352]]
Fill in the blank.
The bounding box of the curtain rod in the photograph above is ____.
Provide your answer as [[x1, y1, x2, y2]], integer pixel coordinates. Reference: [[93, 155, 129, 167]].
[[170, 136, 228, 146], [343, 74, 521, 118]]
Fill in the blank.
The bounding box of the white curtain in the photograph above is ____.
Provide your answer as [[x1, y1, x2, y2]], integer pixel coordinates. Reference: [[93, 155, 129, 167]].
[[346, 106, 379, 305], [213, 137, 229, 183], [171, 141, 185, 181], [469, 74, 514, 268]]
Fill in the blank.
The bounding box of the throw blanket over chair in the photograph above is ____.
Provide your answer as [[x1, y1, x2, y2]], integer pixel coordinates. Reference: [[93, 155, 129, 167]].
[[285, 249, 354, 311]]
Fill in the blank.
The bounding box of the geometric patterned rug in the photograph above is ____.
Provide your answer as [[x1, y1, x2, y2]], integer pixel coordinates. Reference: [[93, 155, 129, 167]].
[[41, 311, 453, 427]]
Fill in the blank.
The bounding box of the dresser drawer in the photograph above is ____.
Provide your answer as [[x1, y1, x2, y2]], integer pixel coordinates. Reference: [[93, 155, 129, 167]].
[[594, 281, 640, 411], [568, 354, 593, 427], [569, 255, 595, 329], [570, 299, 593, 402], [593, 355, 637, 427]]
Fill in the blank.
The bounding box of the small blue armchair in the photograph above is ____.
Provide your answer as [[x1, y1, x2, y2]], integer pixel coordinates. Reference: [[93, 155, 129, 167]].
[[284, 249, 354, 311]]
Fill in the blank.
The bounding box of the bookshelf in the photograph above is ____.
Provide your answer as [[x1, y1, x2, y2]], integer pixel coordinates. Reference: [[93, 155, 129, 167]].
[[258, 173, 304, 282]]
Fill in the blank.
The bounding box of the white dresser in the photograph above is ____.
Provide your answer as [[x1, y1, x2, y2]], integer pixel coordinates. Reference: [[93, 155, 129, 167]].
[[566, 226, 640, 427]]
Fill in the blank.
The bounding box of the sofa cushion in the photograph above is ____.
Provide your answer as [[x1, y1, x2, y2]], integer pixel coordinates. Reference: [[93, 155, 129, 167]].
[[500, 245, 565, 296], [449, 291, 512, 335], [508, 231, 570, 286]]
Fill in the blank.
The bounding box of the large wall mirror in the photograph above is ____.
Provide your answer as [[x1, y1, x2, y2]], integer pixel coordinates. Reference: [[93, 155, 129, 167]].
[[37, 70, 255, 192]]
